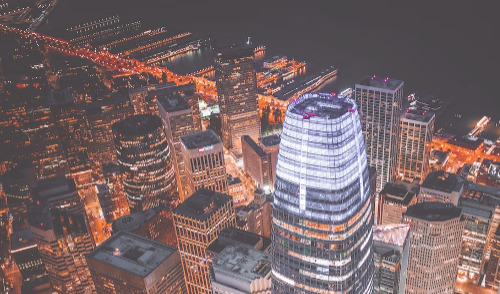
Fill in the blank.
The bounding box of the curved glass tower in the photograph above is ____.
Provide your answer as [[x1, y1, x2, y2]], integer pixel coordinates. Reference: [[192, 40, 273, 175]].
[[113, 114, 177, 212], [271, 93, 373, 293]]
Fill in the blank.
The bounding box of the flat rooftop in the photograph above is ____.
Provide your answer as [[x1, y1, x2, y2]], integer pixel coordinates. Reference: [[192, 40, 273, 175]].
[[373, 224, 410, 248], [112, 206, 164, 232], [157, 93, 191, 113], [402, 107, 435, 123], [260, 134, 280, 147], [112, 114, 162, 137], [243, 135, 267, 157], [404, 202, 462, 222], [422, 171, 465, 193], [289, 93, 354, 119], [128, 82, 177, 94], [380, 182, 417, 205], [180, 129, 221, 150], [207, 227, 271, 255], [35, 175, 76, 199], [216, 45, 254, 61], [173, 188, 232, 221], [212, 246, 271, 283], [356, 75, 404, 91], [10, 229, 36, 252], [87, 231, 177, 278]]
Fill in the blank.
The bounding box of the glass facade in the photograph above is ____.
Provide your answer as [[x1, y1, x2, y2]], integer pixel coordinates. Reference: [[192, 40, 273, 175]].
[[112, 114, 177, 212], [271, 93, 374, 293]]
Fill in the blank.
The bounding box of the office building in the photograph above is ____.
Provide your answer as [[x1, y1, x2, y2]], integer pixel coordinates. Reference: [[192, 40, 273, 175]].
[[236, 188, 272, 238], [84, 98, 134, 172], [173, 189, 236, 294], [398, 107, 435, 183], [419, 171, 466, 206], [180, 130, 228, 197], [215, 46, 260, 150], [403, 202, 464, 294], [260, 134, 280, 187], [272, 93, 374, 293], [10, 229, 49, 291], [112, 206, 177, 247], [355, 76, 404, 192], [373, 224, 410, 294], [129, 83, 201, 131], [87, 231, 186, 294], [486, 226, 500, 289], [242, 135, 273, 190], [28, 180, 95, 294], [458, 196, 494, 283], [99, 162, 130, 223], [379, 182, 418, 225], [157, 93, 196, 201], [227, 174, 245, 205], [211, 246, 271, 294], [113, 114, 177, 212]]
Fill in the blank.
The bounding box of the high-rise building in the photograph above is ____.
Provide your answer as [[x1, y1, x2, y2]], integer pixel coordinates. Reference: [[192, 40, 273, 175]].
[[403, 202, 464, 294], [173, 189, 236, 294], [486, 226, 500, 290], [29, 177, 95, 294], [10, 229, 50, 291], [355, 76, 404, 192], [398, 107, 435, 183], [236, 188, 272, 238], [242, 135, 273, 190], [157, 93, 196, 201], [379, 182, 418, 225], [129, 83, 201, 131], [373, 224, 410, 294], [210, 246, 272, 294], [180, 130, 228, 197], [86, 231, 186, 294], [227, 174, 245, 205], [260, 134, 280, 188], [84, 97, 134, 172], [99, 162, 130, 224], [419, 171, 466, 206], [457, 196, 494, 283], [112, 206, 177, 247], [112, 114, 177, 212], [271, 93, 374, 293], [215, 46, 260, 150]]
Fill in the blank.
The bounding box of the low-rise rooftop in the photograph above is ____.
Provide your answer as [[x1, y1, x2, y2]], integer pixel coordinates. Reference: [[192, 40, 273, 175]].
[[207, 227, 271, 255], [260, 134, 280, 147], [380, 182, 418, 205], [447, 136, 484, 151], [180, 129, 221, 150], [212, 246, 271, 285], [422, 171, 465, 193], [87, 231, 177, 278]]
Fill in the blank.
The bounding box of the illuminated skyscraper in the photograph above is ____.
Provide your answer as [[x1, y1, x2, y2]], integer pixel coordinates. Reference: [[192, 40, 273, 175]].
[[112, 114, 177, 212], [98, 162, 130, 224], [271, 93, 374, 293], [180, 130, 228, 198], [355, 76, 404, 192], [173, 189, 236, 294], [398, 107, 435, 183], [0, 184, 11, 262], [28, 176, 95, 294], [403, 202, 464, 294], [215, 46, 260, 150], [157, 94, 197, 202]]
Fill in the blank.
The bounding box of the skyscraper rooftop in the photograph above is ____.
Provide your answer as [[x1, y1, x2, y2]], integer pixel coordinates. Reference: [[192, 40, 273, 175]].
[[112, 114, 163, 136], [180, 129, 221, 150], [357, 75, 404, 91], [173, 188, 232, 221], [421, 171, 465, 193], [87, 231, 177, 278], [405, 202, 462, 222]]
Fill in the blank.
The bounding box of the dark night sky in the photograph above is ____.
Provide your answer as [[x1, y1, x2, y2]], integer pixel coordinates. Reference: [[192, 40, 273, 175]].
[[43, 0, 500, 135]]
